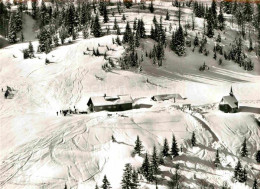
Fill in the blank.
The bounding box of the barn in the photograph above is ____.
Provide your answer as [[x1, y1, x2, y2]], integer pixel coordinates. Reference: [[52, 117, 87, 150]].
[[219, 87, 238, 113], [87, 95, 133, 112]]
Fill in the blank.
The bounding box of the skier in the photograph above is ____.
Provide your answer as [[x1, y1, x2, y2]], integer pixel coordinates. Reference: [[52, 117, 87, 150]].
[[56, 111, 58, 116]]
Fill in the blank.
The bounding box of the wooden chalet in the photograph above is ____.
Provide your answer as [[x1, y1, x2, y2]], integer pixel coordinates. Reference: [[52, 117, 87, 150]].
[[87, 94, 133, 112]]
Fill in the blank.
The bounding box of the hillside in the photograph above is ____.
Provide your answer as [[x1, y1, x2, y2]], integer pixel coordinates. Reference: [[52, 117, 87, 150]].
[[0, 0, 260, 188]]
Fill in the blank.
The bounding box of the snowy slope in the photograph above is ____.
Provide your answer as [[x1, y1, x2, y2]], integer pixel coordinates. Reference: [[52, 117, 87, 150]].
[[1, 3, 260, 188], [0, 33, 260, 188]]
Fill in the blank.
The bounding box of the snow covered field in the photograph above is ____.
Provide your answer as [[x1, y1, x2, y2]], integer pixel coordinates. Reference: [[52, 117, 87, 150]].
[[0, 1, 260, 188]]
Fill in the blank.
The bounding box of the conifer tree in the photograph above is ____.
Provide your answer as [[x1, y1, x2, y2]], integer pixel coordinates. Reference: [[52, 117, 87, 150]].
[[153, 15, 157, 25], [137, 19, 146, 38], [101, 175, 111, 189], [242, 168, 247, 183], [218, 4, 225, 30], [192, 13, 195, 30], [135, 31, 140, 47], [80, 2, 87, 26], [149, 1, 154, 13], [128, 31, 135, 51], [171, 134, 179, 157], [256, 150, 260, 163], [40, 0, 49, 27], [162, 138, 170, 157], [83, 27, 89, 39], [159, 152, 165, 165], [150, 26, 155, 40], [20, 31, 24, 42], [234, 160, 243, 182], [72, 28, 78, 40], [249, 36, 253, 51], [194, 34, 199, 46], [59, 27, 68, 44], [206, 9, 214, 38], [253, 178, 258, 189], [116, 26, 121, 35], [28, 41, 34, 57], [214, 149, 221, 167], [172, 26, 186, 56], [214, 50, 217, 60], [170, 31, 175, 51], [176, 4, 183, 27], [116, 35, 122, 45], [169, 23, 172, 32], [15, 11, 22, 33], [31, 0, 38, 19], [95, 184, 99, 189], [151, 145, 159, 174], [93, 14, 102, 37], [66, 3, 78, 35], [191, 132, 196, 147], [113, 18, 118, 30], [121, 163, 133, 189], [96, 48, 100, 56], [133, 18, 137, 30], [134, 135, 143, 155], [38, 27, 52, 53], [211, 0, 217, 28], [216, 33, 221, 43], [165, 10, 170, 20], [8, 13, 17, 43], [241, 138, 248, 157], [103, 5, 109, 23], [147, 165, 155, 182], [256, 5, 260, 40], [168, 164, 181, 188], [131, 169, 139, 189], [123, 22, 132, 43], [122, 14, 126, 21], [141, 153, 151, 180], [53, 35, 58, 46], [244, 0, 253, 22]]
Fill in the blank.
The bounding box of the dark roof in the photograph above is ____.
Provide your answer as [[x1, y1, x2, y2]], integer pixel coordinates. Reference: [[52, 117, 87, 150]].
[[88, 95, 133, 106], [220, 95, 238, 108]]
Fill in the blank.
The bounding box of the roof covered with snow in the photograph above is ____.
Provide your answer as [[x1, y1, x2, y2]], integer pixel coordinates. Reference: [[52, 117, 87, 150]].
[[220, 95, 238, 108], [87, 95, 133, 106], [152, 94, 184, 101]]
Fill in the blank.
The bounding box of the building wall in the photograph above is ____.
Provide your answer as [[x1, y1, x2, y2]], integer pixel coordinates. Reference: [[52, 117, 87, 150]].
[[219, 104, 238, 113], [93, 103, 132, 112]]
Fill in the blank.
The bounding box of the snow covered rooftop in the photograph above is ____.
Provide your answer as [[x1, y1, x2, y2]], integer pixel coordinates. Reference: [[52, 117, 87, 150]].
[[87, 95, 133, 106], [221, 95, 238, 108], [151, 94, 184, 101]]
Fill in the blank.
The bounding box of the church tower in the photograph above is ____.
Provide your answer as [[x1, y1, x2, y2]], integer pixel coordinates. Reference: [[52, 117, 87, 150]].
[[229, 86, 234, 97]]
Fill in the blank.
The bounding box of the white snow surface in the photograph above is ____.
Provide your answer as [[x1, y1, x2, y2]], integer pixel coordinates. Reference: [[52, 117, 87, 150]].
[[0, 14, 260, 189]]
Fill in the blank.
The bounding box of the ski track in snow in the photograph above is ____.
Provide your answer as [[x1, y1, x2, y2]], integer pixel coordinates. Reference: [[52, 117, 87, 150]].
[[0, 21, 259, 188], [0, 116, 106, 187]]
